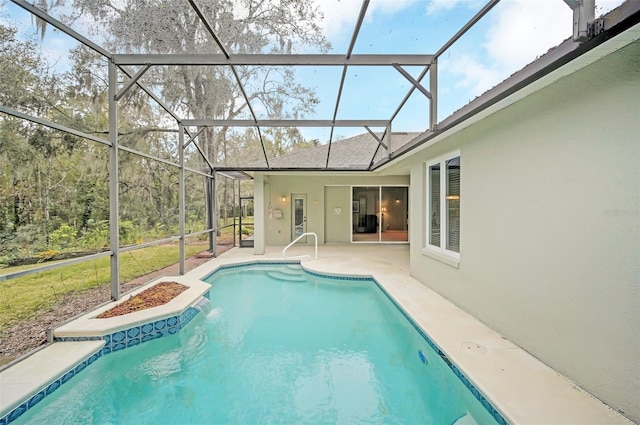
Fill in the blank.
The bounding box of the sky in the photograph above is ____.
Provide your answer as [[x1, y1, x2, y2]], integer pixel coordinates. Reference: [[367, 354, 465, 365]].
[[1, 0, 627, 144], [300, 0, 625, 141]]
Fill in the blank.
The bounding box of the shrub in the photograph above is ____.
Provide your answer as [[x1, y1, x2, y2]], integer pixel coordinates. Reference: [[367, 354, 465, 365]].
[[36, 249, 60, 259], [80, 219, 109, 249], [50, 224, 77, 249]]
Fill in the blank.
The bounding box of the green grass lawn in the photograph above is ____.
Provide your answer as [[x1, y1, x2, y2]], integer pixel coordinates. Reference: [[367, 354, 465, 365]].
[[0, 243, 208, 332]]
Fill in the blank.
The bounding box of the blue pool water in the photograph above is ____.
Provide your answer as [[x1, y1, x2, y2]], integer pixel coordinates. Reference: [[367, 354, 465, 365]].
[[11, 263, 504, 424]]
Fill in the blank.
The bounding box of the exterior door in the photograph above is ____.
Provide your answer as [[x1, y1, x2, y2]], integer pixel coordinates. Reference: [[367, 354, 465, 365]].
[[292, 194, 307, 242]]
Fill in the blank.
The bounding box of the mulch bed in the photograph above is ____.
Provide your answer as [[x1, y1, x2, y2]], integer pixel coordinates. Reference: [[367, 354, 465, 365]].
[[96, 281, 188, 318]]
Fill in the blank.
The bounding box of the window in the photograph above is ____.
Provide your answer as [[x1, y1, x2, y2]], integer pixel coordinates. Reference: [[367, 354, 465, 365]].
[[426, 152, 460, 262]]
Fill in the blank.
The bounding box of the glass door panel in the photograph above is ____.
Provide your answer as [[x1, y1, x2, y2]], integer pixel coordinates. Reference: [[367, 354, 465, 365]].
[[381, 187, 409, 242], [292, 194, 306, 242], [352, 187, 379, 242]]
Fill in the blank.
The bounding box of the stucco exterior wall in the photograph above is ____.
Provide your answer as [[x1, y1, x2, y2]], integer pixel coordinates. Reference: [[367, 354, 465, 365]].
[[409, 41, 640, 420], [324, 186, 351, 244], [257, 174, 409, 246]]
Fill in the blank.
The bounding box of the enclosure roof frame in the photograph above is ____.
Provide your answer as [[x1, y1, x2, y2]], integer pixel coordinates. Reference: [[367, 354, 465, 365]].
[[6, 0, 638, 173], [7, 0, 506, 171]]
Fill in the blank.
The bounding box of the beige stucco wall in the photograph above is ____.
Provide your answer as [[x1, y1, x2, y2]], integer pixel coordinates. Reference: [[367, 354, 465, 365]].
[[257, 174, 409, 246], [408, 41, 640, 420], [324, 186, 351, 244]]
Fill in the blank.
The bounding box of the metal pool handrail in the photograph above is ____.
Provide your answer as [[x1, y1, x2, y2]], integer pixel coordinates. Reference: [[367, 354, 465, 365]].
[[282, 232, 318, 260]]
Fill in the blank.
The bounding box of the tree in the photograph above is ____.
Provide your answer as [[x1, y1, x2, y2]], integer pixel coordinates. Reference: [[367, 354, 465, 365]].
[[0, 20, 114, 257], [0, 23, 47, 113], [0, 1, 330, 260], [48, 0, 328, 166], [0, 22, 50, 249], [55, 0, 329, 247]]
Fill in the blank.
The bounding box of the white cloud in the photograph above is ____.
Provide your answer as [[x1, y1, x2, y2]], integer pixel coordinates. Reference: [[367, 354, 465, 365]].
[[484, 0, 571, 71], [442, 0, 579, 102], [313, 0, 415, 42], [369, 0, 416, 15], [426, 0, 483, 16], [426, 0, 459, 16], [444, 54, 501, 96], [596, 0, 626, 16], [481, 0, 624, 72], [313, 0, 363, 40]]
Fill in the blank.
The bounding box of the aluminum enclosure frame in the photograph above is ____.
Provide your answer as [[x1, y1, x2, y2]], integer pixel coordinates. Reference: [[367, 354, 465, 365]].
[[4, 0, 612, 300]]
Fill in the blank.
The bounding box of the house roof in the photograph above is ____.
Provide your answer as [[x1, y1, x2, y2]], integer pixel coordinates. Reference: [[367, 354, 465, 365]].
[[249, 131, 421, 171]]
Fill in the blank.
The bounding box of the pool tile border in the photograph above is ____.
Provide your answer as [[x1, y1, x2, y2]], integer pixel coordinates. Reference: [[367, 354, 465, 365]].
[[202, 259, 301, 280], [303, 268, 372, 281], [370, 277, 510, 425], [206, 260, 372, 282], [0, 295, 208, 424], [1, 349, 103, 425]]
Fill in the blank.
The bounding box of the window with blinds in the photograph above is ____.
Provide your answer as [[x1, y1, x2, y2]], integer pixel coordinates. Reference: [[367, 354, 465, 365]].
[[446, 156, 460, 253], [429, 163, 440, 246], [426, 152, 460, 258]]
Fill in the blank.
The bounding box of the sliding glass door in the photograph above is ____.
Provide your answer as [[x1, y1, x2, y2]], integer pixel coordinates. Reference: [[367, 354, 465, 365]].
[[352, 186, 408, 243]]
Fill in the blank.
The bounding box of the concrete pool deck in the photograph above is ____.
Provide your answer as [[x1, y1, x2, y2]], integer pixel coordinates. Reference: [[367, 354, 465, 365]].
[[0, 245, 633, 424]]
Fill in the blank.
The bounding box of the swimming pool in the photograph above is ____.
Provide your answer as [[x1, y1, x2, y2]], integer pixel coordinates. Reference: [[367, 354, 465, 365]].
[[8, 262, 507, 424]]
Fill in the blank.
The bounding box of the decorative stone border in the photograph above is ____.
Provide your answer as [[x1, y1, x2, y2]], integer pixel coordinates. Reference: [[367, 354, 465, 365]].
[[55, 303, 202, 355]]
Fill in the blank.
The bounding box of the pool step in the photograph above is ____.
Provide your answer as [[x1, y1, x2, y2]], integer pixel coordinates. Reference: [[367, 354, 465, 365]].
[[266, 265, 305, 277], [285, 264, 302, 271], [241, 264, 302, 274], [451, 412, 478, 425], [267, 271, 307, 282], [277, 267, 304, 276]]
